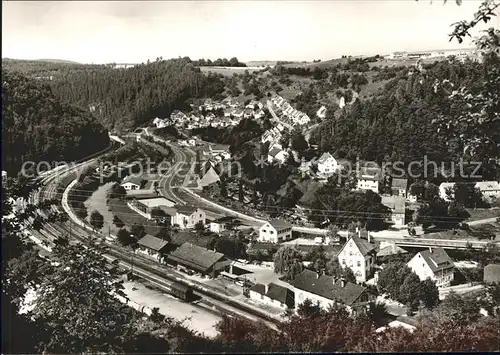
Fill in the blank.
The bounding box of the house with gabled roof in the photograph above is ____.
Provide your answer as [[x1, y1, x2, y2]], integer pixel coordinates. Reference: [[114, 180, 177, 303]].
[[137, 234, 173, 261], [337, 236, 377, 283], [356, 166, 383, 193], [392, 178, 408, 198], [291, 269, 374, 313], [249, 283, 295, 310], [258, 219, 293, 243], [171, 206, 206, 230], [120, 175, 143, 190], [198, 166, 220, 188], [267, 144, 288, 165], [407, 247, 455, 287], [167, 242, 231, 277], [316, 152, 340, 176], [381, 196, 406, 226]]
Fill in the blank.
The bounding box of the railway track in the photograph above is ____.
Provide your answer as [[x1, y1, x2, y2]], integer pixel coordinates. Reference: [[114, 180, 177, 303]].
[[28, 142, 283, 331]]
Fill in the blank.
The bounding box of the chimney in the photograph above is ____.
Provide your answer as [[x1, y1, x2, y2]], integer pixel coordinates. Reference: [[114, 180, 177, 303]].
[[340, 277, 346, 288], [367, 233, 371, 244], [358, 229, 361, 238], [317, 272, 321, 279], [265, 283, 269, 294], [429, 247, 433, 253]]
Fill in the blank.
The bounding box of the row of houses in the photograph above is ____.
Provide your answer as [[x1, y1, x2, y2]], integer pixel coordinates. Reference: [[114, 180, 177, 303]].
[[261, 124, 285, 146], [270, 95, 311, 126], [249, 241, 458, 315], [153, 98, 267, 130]]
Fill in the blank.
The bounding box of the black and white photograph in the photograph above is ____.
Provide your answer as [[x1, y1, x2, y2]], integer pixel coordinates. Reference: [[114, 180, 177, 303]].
[[2, 0, 500, 353]]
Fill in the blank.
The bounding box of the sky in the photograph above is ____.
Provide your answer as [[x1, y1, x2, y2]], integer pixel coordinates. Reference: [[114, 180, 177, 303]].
[[2, 1, 498, 64]]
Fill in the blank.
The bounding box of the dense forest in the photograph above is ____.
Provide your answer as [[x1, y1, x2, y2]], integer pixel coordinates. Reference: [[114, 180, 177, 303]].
[[2, 70, 109, 174], [310, 55, 500, 181], [47, 58, 226, 130]]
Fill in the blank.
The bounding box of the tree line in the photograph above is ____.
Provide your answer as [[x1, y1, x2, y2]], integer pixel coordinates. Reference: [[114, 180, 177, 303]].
[[47, 58, 226, 130], [1, 69, 109, 174], [309, 55, 500, 181], [189, 57, 247, 67]]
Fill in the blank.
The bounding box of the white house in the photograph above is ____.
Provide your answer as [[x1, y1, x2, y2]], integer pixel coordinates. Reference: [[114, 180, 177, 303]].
[[171, 206, 206, 230], [381, 196, 406, 226], [209, 216, 237, 233], [153, 117, 170, 128], [136, 234, 170, 261], [337, 236, 377, 283], [356, 167, 382, 193], [258, 219, 293, 243], [439, 182, 456, 201], [407, 247, 455, 288], [249, 283, 295, 310], [475, 181, 500, 203], [291, 269, 374, 313], [316, 106, 327, 119], [120, 176, 142, 190], [316, 152, 340, 176]]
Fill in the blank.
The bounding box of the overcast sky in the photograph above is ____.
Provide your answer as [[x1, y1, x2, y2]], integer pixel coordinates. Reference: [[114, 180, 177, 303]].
[[2, 1, 497, 64]]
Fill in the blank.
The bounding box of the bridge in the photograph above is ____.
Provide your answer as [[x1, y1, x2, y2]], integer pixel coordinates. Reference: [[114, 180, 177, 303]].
[[373, 235, 495, 250]]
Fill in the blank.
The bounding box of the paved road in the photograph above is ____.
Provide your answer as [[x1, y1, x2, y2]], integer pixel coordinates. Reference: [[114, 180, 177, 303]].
[[468, 217, 499, 226]]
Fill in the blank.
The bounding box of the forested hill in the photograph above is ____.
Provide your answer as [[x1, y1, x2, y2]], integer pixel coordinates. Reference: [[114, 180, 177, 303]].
[[2, 70, 109, 174], [310, 55, 500, 172], [47, 58, 226, 130]]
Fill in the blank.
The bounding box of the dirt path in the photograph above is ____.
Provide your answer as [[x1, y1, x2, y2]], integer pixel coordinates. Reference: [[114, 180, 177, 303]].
[[123, 281, 221, 338], [84, 182, 118, 236]]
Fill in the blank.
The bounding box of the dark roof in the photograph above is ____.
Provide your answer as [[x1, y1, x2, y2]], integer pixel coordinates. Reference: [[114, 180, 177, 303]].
[[170, 282, 192, 294], [392, 178, 408, 189], [176, 205, 199, 215], [269, 145, 283, 157], [266, 283, 295, 308], [265, 219, 293, 231], [167, 242, 226, 273], [418, 248, 454, 273], [122, 175, 143, 186], [137, 234, 169, 252], [291, 269, 367, 306], [350, 236, 376, 256], [484, 264, 500, 284], [250, 283, 266, 294], [159, 206, 177, 216], [212, 216, 237, 224], [250, 283, 295, 308], [126, 192, 160, 200]]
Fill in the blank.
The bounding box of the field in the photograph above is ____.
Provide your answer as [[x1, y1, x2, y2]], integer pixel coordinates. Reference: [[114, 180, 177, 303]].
[[107, 197, 161, 236]]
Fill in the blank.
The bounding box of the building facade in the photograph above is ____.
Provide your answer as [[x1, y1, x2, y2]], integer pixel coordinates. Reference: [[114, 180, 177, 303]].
[[171, 206, 206, 229], [258, 220, 293, 243], [337, 236, 376, 283], [407, 247, 455, 288]]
